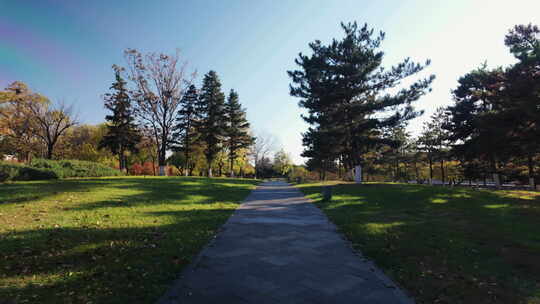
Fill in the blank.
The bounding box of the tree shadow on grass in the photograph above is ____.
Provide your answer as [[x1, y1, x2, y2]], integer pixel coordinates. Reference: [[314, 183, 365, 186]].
[[0, 179, 110, 206], [298, 183, 540, 304], [0, 177, 259, 208], [0, 177, 259, 304], [1, 209, 235, 304]]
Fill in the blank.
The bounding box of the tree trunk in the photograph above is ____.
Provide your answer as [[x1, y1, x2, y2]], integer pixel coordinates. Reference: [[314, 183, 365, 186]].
[[208, 167, 213, 178], [185, 151, 190, 176], [150, 153, 157, 176], [414, 161, 420, 182], [158, 139, 167, 176], [24, 151, 32, 164], [395, 159, 399, 182], [528, 154, 535, 189], [119, 148, 125, 171], [429, 158, 433, 185], [440, 159, 445, 185], [185, 135, 190, 176], [230, 157, 235, 178], [46, 144, 54, 159], [492, 159, 501, 188]]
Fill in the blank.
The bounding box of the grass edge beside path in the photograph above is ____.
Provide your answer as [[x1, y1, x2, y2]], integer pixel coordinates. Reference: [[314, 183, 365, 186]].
[[296, 182, 540, 304], [0, 176, 259, 304]]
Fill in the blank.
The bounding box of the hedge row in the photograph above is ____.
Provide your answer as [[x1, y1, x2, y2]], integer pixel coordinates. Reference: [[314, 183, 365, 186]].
[[0, 162, 58, 182], [0, 159, 123, 182], [30, 159, 124, 178]]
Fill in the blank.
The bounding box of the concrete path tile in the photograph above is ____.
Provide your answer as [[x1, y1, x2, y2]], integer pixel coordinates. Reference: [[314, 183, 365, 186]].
[[157, 181, 413, 304]]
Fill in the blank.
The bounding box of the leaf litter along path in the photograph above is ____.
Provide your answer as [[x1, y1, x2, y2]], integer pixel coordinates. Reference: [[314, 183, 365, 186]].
[[157, 181, 413, 304]]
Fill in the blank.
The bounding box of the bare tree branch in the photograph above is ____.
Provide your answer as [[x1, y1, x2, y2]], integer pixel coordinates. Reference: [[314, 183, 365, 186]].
[[28, 101, 78, 159], [123, 49, 196, 175]]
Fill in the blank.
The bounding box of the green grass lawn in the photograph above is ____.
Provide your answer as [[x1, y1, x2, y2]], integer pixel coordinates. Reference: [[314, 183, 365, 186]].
[[0, 176, 258, 304], [297, 182, 540, 304]]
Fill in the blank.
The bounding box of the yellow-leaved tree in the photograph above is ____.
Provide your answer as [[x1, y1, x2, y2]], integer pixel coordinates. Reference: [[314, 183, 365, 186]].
[[0, 81, 49, 162]]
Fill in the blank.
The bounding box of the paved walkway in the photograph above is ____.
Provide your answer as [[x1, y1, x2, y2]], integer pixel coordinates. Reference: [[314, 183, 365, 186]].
[[157, 181, 413, 304]]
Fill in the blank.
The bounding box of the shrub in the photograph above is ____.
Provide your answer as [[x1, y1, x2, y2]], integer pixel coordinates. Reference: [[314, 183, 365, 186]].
[[167, 166, 181, 176], [142, 162, 156, 175], [30, 159, 123, 178], [129, 163, 144, 175], [0, 162, 58, 182], [288, 166, 311, 183]]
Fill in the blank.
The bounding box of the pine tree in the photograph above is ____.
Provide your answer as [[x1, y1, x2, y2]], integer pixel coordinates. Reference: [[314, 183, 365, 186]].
[[446, 65, 511, 187], [225, 89, 254, 177], [197, 71, 227, 177], [288, 22, 434, 182], [444, 24, 540, 188], [173, 84, 199, 176], [99, 66, 141, 172], [301, 126, 339, 180], [503, 24, 540, 187]]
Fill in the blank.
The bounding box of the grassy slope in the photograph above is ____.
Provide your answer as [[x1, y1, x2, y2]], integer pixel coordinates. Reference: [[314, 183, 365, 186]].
[[0, 176, 258, 304], [297, 182, 540, 304]]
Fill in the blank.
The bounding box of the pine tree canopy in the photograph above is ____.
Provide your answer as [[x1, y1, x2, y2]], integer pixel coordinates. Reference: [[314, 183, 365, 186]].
[[172, 84, 200, 171], [446, 24, 540, 170], [99, 67, 141, 168], [198, 71, 227, 167], [225, 89, 254, 162], [173, 84, 199, 151], [288, 21, 435, 171]]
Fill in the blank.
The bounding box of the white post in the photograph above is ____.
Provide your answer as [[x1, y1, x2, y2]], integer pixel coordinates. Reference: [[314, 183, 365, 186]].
[[354, 165, 362, 183], [529, 177, 535, 189]]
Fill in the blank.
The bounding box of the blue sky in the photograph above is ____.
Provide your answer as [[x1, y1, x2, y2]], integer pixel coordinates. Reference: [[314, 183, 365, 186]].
[[1, 0, 539, 163]]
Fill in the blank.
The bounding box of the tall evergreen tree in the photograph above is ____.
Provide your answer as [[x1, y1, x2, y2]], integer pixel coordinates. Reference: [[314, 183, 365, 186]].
[[503, 24, 540, 187], [173, 84, 200, 176], [99, 66, 141, 172], [197, 71, 227, 177], [225, 89, 254, 177], [288, 22, 434, 182], [445, 24, 540, 187], [446, 65, 511, 187], [301, 126, 339, 180]]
